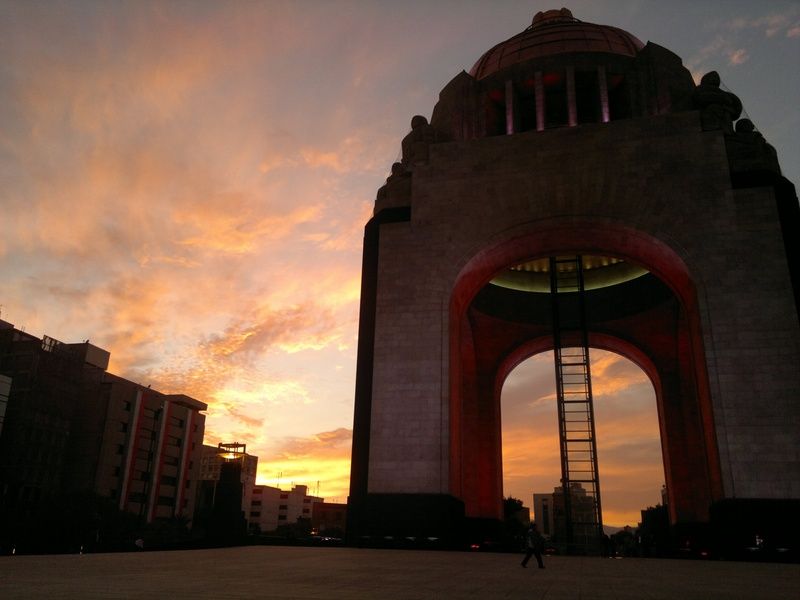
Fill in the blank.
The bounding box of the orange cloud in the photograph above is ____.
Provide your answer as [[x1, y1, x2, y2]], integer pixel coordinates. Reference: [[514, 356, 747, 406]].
[[257, 428, 353, 501], [175, 203, 323, 254]]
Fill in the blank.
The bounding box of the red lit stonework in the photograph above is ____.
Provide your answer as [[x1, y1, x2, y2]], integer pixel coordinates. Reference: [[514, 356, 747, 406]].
[[349, 9, 800, 547]]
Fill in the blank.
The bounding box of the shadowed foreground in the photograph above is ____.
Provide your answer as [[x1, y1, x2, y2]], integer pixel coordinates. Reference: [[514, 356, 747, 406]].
[[1, 546, 798, 599]]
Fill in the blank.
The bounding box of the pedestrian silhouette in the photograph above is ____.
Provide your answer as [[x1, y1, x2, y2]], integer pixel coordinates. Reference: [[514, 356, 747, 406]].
[[521, 522, 545, 569]]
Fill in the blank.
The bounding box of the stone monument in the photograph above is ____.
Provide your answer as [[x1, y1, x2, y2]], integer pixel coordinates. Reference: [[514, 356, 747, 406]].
[[348, 9, 799, 552]]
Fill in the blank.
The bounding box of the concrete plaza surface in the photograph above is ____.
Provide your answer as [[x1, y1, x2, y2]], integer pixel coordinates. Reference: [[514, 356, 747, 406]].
[[1, 546, 798, 599]]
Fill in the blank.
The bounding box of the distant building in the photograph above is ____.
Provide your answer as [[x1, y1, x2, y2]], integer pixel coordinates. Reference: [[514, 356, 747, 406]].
[[552, 482, 598, 550], [639, 503, 670, 557], [0, 374, 10, 441], [99, 376, 206, 523], [248, 484, 283, 533], [533, 493, 555, 537], [0, 319, 207, 538], [248, 484, 322, 533], [197, 443, 258, 525], [194, 442, 257, 539], [534, 483, 598, 551], [311, 501, 347, 535]]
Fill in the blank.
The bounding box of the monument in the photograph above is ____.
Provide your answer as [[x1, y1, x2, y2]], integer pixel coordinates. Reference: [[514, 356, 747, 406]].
[[348, 9, 799, 552]]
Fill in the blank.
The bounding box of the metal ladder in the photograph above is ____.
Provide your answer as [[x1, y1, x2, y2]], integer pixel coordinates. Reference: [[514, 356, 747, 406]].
[[549, 255, 603, 554]]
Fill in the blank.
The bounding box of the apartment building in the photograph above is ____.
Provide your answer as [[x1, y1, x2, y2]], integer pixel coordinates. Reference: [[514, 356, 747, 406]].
[[248, 484, 322, 533], [0, 320, 206, 533]]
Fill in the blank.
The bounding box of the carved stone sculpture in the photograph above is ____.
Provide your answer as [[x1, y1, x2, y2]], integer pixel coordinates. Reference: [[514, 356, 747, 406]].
[[692, 71, 742, 134], [401, 115, 437, 166]]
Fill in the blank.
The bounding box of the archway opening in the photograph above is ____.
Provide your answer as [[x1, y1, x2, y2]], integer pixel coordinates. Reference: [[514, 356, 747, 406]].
[[449, 223, 723, 540], [501, 349, 665, 536]]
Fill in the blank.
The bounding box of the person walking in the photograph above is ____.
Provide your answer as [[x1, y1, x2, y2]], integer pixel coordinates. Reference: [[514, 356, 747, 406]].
[[521, 522, 545, 569]]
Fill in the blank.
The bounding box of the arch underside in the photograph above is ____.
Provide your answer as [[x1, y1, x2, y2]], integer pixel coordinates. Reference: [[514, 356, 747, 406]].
[[449, 222, 724, 526]]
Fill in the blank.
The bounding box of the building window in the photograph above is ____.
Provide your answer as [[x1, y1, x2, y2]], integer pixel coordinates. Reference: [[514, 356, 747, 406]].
[[544, 70, 568, 128], [608, 72, 631, 121], [169, 416, 184, 428], [253, 488, 263, 494], [252, 500, 262, 507], [518, 83, 538, 132], [160, 475, 177, 486], [279, 504, 287, 510], [278, 515, 287, 521], [280, 494, 288, 499], [116, 444, 125, 455], [303, 498, 311, 503], [123, 401, 131, 412], [120, 422, 128, 433], [158, 496, 175, 507], [250, 511, 261, 518], [302, 508, 309, 514], [575, 70, 600, 124]]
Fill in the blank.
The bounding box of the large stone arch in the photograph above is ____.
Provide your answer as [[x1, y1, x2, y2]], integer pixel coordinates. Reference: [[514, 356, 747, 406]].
[[448, 219, 722, 526]]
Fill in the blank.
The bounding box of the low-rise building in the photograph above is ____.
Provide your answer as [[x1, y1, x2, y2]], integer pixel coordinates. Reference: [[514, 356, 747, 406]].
[[311, 501, 347, 536], [195, 442, 258, 529], [248, 484, 322, 533]]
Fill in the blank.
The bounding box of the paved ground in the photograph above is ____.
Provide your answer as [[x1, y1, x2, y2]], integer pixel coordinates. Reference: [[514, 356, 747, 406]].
[[1, 546, 798, 599]]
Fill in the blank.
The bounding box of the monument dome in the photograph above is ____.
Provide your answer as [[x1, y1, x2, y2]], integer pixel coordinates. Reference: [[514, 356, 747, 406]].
[[470, 8, 644, 80], [427, 8, 695, 141]]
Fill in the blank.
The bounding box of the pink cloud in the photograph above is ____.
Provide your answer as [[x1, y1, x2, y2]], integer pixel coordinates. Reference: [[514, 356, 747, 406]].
[[175, 203, 323, 254], [728, 48, 749, 65], [726, 11, 800, 38]]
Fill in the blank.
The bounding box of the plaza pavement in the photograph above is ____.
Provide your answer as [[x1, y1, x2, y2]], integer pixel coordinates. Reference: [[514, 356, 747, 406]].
[[1, 546, 798, 599]]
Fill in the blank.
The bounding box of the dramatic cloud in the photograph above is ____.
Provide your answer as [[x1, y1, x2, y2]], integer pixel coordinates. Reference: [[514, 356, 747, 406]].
[[261, 428, 353, 501], [685, 35, 751, 80], [686, 6, 800, 80], [725, 9, 800, 38]]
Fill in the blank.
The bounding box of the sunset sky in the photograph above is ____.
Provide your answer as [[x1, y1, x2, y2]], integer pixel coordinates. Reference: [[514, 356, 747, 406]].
[[1, 1, 797, 526]]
